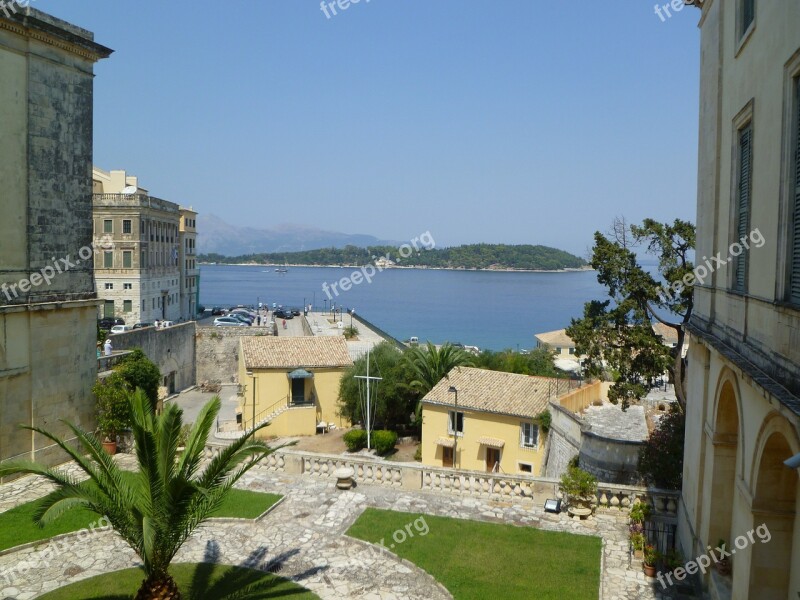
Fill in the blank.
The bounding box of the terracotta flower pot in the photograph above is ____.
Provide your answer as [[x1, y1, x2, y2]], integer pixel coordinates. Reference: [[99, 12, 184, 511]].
[[643, 564, 657, 578], [102, 439, 117, 455]]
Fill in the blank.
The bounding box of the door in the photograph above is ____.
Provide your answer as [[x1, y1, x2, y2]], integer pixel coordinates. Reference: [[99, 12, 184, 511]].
[[291, 378, 305, 404], [442, 446, 454, 468], [486, 448, 501, 472], [104, 300, 115, 318]]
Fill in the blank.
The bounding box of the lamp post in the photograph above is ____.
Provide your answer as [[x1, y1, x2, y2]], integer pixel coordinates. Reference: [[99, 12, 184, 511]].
[[350, 308, 355, 328], [448, 385, 458, 469], [246, 370, 256, 431]]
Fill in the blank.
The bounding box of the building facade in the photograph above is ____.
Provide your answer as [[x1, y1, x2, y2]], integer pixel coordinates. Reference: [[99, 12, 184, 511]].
[[179, 207, 199, 320], [679, 1, 800, 599], [0, 9, 111, 468], [92, 168, 182, 325], [237, 337, 353, 438], [421, 367, 561, 476]]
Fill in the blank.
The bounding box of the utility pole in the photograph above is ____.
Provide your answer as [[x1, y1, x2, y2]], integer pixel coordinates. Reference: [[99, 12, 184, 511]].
[[354, 349, 382, 450]]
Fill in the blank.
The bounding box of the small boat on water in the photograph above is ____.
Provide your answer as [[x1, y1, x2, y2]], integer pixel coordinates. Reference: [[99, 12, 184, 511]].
[[275, 267, 288, 273]]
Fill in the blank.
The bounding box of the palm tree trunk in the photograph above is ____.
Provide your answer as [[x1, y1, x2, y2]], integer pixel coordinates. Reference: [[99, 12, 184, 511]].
[[135, 573, 182, 600]]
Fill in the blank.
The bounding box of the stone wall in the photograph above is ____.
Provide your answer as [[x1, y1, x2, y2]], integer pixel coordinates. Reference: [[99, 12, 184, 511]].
[[195, 326, 276, 384], [579, 431, 644, 485], [107, 323, 196, 393], [544, 402, 583, 479]]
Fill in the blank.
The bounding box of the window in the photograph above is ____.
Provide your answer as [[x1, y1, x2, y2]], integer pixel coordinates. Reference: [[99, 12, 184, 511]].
[[448, 411, 464, 436], [123, 300, 132, 313], [733, 123, 753, 292], [103, 251, 113, 268], [124, 283, 132, 290], [520, 422, 539, 449], [104, 283, 113, 290], [103, 219, 112, 233], [123, 251, 132, 269], [568, 347, 576, 355], [122, 219, 132, 234], [519, 463, 533, 474], [555, 347, 562, 353], [141, 251, 147, 268], [103, 300, 114, 318], [791, 77, 800, 304], [739, 0, 755, 38]]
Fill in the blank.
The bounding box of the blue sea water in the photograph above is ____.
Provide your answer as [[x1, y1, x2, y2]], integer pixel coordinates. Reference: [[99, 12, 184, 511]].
[[199, 265, 606, 351]]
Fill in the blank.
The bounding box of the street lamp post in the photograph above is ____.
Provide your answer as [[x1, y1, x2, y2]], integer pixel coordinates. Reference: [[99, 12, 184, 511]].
[[324, 299, 328, 315], [246, 370, 256, 431], [448, 385, 458, 469], [350, 308, 355, 328]]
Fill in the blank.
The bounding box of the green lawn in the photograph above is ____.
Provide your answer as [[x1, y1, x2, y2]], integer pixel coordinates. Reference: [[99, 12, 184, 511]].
[[37, 563, 318, 600], [347, 508, 602, 600], [0, 489, 281, 552]]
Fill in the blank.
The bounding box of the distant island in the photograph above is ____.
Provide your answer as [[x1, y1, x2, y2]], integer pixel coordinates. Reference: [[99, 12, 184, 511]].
[[198, 244, 588, 272]]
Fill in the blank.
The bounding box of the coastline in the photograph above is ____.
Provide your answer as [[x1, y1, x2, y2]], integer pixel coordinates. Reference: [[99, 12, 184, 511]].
[[198, 263, 593, 274]]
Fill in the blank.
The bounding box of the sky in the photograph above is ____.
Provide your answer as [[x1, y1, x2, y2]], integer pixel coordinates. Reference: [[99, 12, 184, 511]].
[[34, 0, 701, 256]]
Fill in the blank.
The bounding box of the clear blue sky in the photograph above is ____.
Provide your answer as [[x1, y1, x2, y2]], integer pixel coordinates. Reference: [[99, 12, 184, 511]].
[[35, 0, 701, 255]]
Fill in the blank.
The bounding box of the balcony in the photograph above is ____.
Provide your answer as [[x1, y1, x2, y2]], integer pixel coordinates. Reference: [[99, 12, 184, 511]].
[[93, 193, 180, 214]]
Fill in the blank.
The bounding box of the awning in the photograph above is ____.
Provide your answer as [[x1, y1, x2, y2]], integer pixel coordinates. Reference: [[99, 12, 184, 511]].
[[436, 437, 456, 448], [287, 369, 314, 379], [477, 437, 505, 449]]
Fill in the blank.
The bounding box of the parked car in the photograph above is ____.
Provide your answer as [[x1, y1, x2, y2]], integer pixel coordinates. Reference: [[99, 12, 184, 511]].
[[214, 317, 248, 327], [132, 322, 154, 329], [211, 307, 226, 316], [98, 317, 125, 329], [110, 325, 132, 334], [158, 320, 175, 328], [273, 308, 293, 319], [229, 313, 253, 325], [289, 307, 302, 316], [230, 308, 256, 319]]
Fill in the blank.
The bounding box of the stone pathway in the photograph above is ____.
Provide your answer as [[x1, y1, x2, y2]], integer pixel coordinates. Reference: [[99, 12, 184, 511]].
[[0, 457, 683, 599]]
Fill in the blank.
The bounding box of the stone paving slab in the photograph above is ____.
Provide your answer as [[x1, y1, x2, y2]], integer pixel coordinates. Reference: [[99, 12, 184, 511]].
[[0, 456, 684, 599]]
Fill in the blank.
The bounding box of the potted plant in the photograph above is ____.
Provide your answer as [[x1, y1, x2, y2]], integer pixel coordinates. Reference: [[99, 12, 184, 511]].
[[716, 539, 731, 575], [643, 544, 659, 577], [93, 373, 132, 455], [629, 523, 645, 559], [559, 464, 598, 518], [629, 501, 651, 524]]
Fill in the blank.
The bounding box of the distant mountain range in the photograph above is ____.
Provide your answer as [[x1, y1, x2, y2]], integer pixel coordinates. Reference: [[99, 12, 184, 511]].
[[197, 214, 399, 256]]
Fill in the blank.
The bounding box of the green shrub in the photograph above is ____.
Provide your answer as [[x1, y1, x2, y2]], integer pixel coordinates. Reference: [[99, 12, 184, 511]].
[[559, 465, 598, 503], [413, 445, 422, 462], [343, 429, 367, 452], [638, 407, 685, 490], [372, 430, 398, 455]]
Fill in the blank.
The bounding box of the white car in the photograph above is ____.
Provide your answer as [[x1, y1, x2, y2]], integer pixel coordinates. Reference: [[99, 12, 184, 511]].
[[214, 317, 247, 327], [110, 325, 132, 334]]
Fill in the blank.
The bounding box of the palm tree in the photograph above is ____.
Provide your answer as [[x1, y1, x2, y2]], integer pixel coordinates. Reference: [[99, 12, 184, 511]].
[[405, 341, 474, 396], [0, 390, 274, 600]]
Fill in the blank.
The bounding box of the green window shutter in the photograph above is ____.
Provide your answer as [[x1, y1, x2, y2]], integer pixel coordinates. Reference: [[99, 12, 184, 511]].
[[734, 125, 753, 291], [791, 78, 800, 304]]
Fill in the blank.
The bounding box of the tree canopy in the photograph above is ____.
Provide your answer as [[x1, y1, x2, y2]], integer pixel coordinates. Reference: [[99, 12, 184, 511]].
[[566, 218, 694, 410]]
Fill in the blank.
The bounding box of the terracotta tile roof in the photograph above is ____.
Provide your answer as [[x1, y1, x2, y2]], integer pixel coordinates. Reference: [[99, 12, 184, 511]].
[[240, 336, 353, 369], [422, 367, 562, 418], [652, 322, 680, 345], [534, 329, 575, 348]]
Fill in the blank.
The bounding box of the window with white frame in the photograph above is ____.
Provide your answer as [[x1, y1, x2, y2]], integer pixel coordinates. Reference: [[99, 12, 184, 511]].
[[448, 411, 464, 436], [520, 422, 539, 449]]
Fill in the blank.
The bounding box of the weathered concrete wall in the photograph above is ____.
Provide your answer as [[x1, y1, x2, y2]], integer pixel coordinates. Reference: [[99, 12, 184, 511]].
[[195, 326, 276, 384], [0, 10, 111, 473], [579, 432, 644, 485], [107, 323, 196, 393], [544, 402, 583, 479]]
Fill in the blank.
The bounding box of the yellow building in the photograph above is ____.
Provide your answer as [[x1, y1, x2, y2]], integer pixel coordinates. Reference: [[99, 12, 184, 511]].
[[679, 1, 800, 599], [238, 336, 353, 438], [421, 367, 560, 475]]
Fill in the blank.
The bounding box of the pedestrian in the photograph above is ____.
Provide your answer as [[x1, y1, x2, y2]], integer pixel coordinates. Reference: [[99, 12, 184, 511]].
[[282, 319, 287, 329], [103, 338, 112, 356]]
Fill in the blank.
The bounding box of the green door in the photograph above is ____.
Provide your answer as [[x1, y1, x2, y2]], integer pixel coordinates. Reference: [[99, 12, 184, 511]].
[[103, 300, 115, 318]]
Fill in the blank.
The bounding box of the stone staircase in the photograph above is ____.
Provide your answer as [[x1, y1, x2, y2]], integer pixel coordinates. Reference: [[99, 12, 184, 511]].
[[214, 404, 290, 441]]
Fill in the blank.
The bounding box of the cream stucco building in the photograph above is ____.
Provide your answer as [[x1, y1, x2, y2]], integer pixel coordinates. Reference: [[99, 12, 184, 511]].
[[0, 9, 111, 468], [237, 336, 353, 438], [421, 367, 561, 475], [679, 1, 800, 599], [92, 167, 198, 324]]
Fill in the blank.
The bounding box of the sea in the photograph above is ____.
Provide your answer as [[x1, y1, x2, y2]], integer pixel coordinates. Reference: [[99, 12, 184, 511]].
[[199, 264, 607, 352]]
